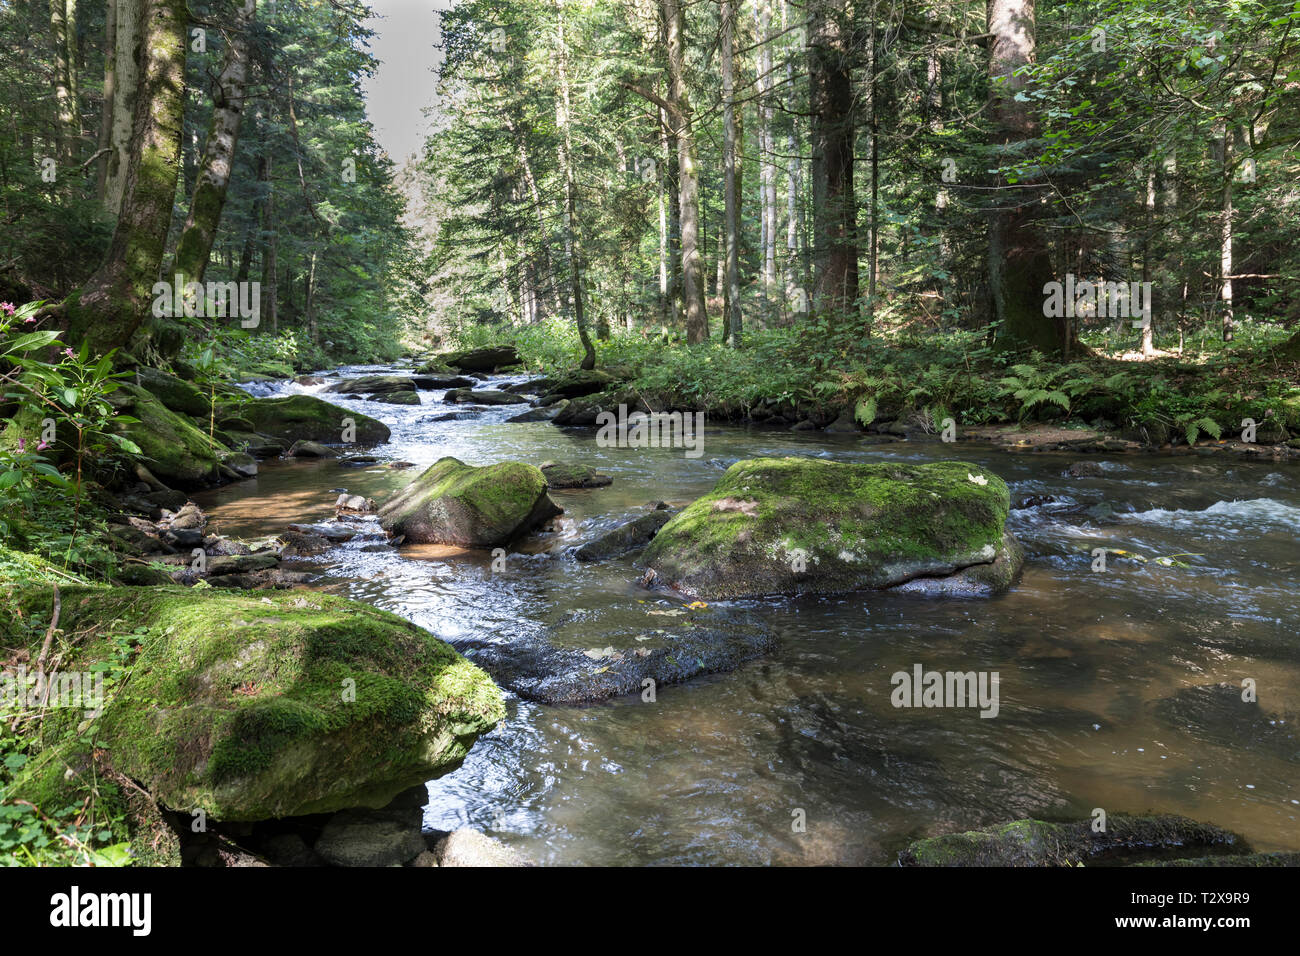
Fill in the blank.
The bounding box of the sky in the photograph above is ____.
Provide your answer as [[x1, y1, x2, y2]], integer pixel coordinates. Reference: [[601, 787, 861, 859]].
[[360, 0, 451, 163]]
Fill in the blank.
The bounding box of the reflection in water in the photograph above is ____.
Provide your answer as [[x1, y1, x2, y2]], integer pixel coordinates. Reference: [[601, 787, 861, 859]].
[[194, 367, 1300, 865]]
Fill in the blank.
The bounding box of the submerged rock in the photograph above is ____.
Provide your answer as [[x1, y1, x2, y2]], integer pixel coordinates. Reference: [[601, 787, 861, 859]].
[[368, 390, 421, 406], [540, 461, 613, 488], [443, 388, 527, 406], [899, 815, 1247, 867], [1153, 683, 1298, 763], [289, 440, 336, 458], [463, 618, 775, 706], [575, 510, 673, 562], [641, 457, 1021, 600], [326, 374, 415, 395], [412, 374, 475, 390], [431, 829, 528, 867], [378, 457, 562, 547], [506, 405, 564, 423], [2, 587, 504, 821]]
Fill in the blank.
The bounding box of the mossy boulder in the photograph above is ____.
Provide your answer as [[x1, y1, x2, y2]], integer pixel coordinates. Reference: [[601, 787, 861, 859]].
[[899, 815, 1247, 867], [439, 345, 520, 372], [443, 388, 527, 406], [540, 461, 613, 488], [379, 457, 562, 547], [537, 368, 620, 403], [3, 586, 504, 822], [231, 394, 390, 445], [117, 384, 230, 487], [551, 390, 648, 426], [641, 457, 1020, 600], [133, 366, 211, 417], [368, 390, 421, 406]]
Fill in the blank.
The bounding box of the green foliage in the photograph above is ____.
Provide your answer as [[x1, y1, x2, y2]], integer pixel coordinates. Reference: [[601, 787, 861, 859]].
[[0, 301, 135, 577]]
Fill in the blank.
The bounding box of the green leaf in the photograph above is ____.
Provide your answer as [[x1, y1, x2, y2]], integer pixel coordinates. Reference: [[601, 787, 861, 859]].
[[2, 330, 59, 354]]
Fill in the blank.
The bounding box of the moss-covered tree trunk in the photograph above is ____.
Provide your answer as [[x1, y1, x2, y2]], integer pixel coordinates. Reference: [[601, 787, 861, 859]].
[[987, 0, 1064, 355], [172, 0, 255, 286], [68, 0, 186, 358]]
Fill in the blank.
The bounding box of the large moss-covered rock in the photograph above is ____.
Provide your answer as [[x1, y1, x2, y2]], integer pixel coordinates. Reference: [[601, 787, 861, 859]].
[[117, 384, 230, 486], [641, 457, 1020, 600], [134, 366, 211, 417], [439, 345, 520, 372], [3, 586, 504, 822], [379, 457, 562, 546], [899, 815, 1247, 867], [537, 368, 620, 403], [232, 394, 390, 445]]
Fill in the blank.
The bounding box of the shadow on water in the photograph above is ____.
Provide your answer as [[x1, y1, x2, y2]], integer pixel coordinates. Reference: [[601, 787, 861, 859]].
[[194, 366, 1300, 865]]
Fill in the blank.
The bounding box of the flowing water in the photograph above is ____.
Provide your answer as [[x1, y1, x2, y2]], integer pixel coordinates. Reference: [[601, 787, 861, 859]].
[[195, 365, 1300, 865]]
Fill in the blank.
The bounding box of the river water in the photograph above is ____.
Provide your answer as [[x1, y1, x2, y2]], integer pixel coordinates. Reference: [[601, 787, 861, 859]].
[[194, 365, 1300, 865]]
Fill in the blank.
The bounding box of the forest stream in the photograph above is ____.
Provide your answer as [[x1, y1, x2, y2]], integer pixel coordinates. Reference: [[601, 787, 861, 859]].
[[185, 366, 1300, 866]]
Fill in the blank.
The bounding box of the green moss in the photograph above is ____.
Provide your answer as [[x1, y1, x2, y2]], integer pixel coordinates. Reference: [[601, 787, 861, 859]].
[[228, 394, 390, 445], [4, 586, 504, 822], [118, 383, 229, 485], [901, 815, 1247, 867], [642, 457, 1013, 599], [379, 457, 561, 546]]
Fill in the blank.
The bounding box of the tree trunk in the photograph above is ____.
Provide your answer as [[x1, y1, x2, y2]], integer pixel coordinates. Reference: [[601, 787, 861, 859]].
[[260, 152, 278, 334], [987, 0, 1062, 355], [808, 0, 859, 320], [756, 0, 777, 306], [106, 0, 143, 216], [662, 0, 708, 343], [95, 0, 117, 199], [1219, 122, 1236, 343], [68, 0, 186, 357], [49, 0, 75, 164], [721, 0, 742, 345], [173, 0, 255, 285], [1141, 163, 1155, 356], [784, 0, 799, 322], [555, 3, 596, 369]]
